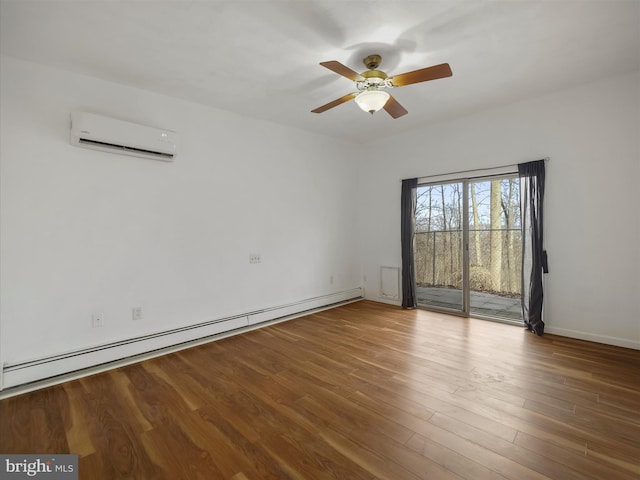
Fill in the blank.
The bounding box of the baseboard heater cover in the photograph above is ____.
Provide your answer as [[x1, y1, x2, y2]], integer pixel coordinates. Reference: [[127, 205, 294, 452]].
[[1, 288, 362, 391]]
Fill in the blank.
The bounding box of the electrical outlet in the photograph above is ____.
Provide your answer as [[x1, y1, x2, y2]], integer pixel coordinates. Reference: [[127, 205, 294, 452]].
[[249, 253, 261, 264], [132, 306, 143, 321], [330, 275, 334, 285], [92, 313, 104, 328]]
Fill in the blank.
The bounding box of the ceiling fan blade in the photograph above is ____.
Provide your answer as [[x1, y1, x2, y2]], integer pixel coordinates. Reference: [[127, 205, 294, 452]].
[[311, 93, 358, 113], [319, 61, 365, 82], [389, 63, 452, 87], [383, 95, 408, 119]]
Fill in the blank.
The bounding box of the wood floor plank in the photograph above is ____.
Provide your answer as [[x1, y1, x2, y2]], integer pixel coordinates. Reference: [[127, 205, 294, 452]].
[[406, 429, 549, 480], [62, 381, 97, 458], [74, 373, 161, 479], [140, 420, 225, 480], [108, 370, 154, 434], [175, 410, 264, 479], [357, 370, 520, 444], [428, 412, 596, 480], [0, 385, 70, 454], [2, 300, 640, 479], [514, 431, 639, 480], [584, 437, 640, 474], [195, 405, 295, 480], [317, 426, 425, 480], [230, 474, 250, 480]]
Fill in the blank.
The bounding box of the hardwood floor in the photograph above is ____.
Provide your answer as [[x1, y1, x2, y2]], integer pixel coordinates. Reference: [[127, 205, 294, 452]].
[[1, 300, 639, 479]]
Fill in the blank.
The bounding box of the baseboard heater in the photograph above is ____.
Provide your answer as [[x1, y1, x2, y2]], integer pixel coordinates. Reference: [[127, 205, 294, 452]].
[[1, 288, 362, 393]]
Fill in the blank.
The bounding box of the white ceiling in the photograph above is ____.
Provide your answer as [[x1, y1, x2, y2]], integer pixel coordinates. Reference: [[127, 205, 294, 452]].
[[1, 0, 639, 143]]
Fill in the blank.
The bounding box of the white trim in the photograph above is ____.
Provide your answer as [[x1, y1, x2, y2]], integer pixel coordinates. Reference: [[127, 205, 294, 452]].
[[369, 296, 401, 307], [0, 288, 363, 395], [545, 326, 640, 351]]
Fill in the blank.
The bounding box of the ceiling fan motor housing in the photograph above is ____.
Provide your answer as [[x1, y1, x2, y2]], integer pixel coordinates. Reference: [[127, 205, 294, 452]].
[[357, 55, 390, 91], [357, 70, 391, 91]]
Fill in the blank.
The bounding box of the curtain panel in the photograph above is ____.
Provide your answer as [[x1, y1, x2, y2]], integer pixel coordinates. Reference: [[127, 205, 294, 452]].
[[401, 178, 418, 308], [518, 160, 548, 335]]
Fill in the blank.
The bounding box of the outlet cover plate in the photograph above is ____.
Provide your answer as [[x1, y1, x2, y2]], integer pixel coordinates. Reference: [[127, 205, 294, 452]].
[[92, 313, 104, 328], [132, 307, 143, 321]]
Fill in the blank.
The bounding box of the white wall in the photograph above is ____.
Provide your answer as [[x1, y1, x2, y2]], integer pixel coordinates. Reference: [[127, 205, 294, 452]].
[[358, 71, 640, 349], [0, 56, 362, 367], [2, 55, 638, 383]]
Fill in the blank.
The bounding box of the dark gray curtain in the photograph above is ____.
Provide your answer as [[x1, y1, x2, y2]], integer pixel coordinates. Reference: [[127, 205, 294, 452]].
[[519, 160, 548, 335], [401, 178, 418, 308]]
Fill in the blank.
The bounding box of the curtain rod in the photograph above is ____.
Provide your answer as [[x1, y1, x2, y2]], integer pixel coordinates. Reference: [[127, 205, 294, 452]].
[[404, 157, 549, 183]]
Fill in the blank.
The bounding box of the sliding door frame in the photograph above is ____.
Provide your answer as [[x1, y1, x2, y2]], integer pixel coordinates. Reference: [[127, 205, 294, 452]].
[[416, 171, 523, 326], [414, 178, 470, 317]]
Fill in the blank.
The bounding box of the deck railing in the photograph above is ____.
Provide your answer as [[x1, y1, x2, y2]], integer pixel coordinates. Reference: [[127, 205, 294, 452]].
[[414, 228, 522, 296]]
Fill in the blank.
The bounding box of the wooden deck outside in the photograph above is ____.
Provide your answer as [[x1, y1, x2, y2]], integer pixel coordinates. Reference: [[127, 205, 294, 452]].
[[1, 300, 639, 479], [417, 286, 522, 321]]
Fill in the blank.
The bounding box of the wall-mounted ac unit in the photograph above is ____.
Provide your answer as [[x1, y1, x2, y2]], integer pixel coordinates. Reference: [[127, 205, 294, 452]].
[[70, 111, 177, 161]]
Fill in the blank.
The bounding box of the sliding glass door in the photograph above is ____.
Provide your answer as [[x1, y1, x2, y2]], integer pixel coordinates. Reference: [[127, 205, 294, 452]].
[[467, 177, 522, 321], [414, 176, 522, 323], [414, 181, 466, 313]]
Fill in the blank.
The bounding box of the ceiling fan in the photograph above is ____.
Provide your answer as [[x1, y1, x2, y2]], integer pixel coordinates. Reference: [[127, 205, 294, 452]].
[[311, 54, 452, 118]]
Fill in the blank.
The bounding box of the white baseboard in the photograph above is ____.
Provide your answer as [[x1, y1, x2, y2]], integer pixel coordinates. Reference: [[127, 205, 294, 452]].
[[545, 326, 640, 350], [372, 296, 402, 307], [1, 288, 363, 395]]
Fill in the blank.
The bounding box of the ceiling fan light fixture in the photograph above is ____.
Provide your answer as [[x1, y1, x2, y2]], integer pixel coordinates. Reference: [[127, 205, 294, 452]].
[[355, 89, 390, 114], [312, 55, 452, 118]]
